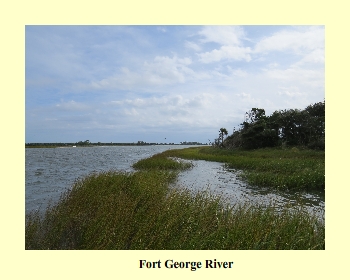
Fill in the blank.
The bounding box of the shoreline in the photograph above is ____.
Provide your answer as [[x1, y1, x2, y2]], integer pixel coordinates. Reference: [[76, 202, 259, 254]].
[[25, 146, 325, 250]]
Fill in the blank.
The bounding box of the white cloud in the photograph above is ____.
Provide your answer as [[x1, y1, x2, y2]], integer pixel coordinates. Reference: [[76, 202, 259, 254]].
[[185, 41, 201, 51], [26, 26, 325, 143], [236, 92, 251, 98], [262, 67, 324, 87], [267, 62, 279, 68], [227, 66, 248, 77], [198, 45, 252, 63], [198, 26, 246, 46], [89, 55, 199, 90], [278, 86, 304, 97], [55, 100, 90, 111], [124, 107, 139, 116], [196, 26, 251, 64], [293, 48, 325, 66], [254, 26, 324, 54], [111, 94, 210, 111]]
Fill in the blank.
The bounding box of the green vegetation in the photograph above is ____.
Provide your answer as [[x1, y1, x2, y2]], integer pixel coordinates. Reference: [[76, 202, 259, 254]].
[[26, 147, 324, 250], [25, 170, 324, 250], [160, 146, 325, 191], [216, 100, 325, 150], [133, 153, 193, 170]]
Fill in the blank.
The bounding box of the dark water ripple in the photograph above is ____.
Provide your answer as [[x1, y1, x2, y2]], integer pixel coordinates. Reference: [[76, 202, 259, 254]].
[[25, 145, 189, 214]]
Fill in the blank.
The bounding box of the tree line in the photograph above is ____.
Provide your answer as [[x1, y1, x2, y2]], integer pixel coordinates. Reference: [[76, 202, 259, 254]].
[[214, 100, 325, 150]]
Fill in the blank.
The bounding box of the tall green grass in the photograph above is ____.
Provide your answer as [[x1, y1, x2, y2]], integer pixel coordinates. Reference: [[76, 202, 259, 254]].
[[159, 147, 325, 190], [132, 153, 193, 170], [26, 169, 324, 250]]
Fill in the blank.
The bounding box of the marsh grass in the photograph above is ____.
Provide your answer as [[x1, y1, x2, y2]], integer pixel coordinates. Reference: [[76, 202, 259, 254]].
[[25, 150, 325, 250], [160, 147, 325, 190], [26, 156, 325, 250], [132, 153, 193, 170]]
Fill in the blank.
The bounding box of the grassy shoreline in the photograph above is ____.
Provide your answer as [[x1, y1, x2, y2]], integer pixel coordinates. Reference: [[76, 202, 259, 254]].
[[25, 146, 325, 250], [158, 146, 325, 191]]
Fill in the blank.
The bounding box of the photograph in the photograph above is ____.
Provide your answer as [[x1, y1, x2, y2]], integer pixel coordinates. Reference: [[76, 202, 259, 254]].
[[25, 25, 325, 250]]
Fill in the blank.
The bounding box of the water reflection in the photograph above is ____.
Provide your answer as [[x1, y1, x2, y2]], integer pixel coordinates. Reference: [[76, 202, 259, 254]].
[[174, 160, 325, 221]]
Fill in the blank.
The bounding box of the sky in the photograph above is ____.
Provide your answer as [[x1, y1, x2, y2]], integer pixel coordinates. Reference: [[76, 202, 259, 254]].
[[25, 25, 325, 144]]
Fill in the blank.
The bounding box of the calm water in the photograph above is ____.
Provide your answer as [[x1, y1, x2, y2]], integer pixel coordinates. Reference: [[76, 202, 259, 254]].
[[174, 160, 325, 220], [26, 146, 324, 220]]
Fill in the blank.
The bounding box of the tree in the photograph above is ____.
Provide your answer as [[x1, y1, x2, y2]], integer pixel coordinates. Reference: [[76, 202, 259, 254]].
[[215, 100, 325, 150], [224, 129, 242, 149], [219, 128, 228, 146], [267, 101, 324, 148], [240, 108, 279, 149]]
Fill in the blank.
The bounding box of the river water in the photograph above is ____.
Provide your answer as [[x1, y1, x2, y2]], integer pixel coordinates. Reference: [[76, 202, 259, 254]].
[[25, 146, 324, 220], [175, 160, 324, 220]]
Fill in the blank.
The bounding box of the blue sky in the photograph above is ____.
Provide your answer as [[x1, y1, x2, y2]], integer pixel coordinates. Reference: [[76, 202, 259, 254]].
[[25, 25, 324, 144]]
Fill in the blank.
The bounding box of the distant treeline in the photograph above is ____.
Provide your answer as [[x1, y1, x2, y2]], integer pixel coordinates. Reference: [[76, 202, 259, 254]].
[[25, 141, 207, 148], [216, 100, 325, 150]]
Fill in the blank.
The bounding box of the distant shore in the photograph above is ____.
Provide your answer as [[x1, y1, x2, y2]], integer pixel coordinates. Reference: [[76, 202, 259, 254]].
[[25, 142, 208, 148]]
